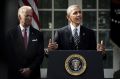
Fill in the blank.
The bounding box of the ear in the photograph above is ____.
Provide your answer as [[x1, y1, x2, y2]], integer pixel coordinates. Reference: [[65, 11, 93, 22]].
[[66, 15, 70, 22], [18, 15, 21, 20]]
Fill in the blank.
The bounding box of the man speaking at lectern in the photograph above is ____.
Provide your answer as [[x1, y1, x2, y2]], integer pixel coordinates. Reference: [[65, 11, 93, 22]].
[[47, 4, 105, 54]]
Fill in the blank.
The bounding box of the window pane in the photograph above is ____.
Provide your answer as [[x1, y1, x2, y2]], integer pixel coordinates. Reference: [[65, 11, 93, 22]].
[[41, 56, 48, 68], [54, 0, 68, 9], [41, 31, 51, 68], [38, 0, 52, 9], [82, 0, 96, 9], [99, 11, 110, 29], [99, 31, 112, 49], [99, 0, 111, 9], [83, 11, 96, 29], [103, 51, 113, 69], [43, 31, 52, 48], [54, 11, 68, 28], [39, 11, 51, 29]]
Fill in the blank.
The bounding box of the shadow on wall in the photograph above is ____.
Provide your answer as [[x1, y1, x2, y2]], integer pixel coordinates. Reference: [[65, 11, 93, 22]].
[[4, 0, 18, 34], [110, 0, 120, 47], [0, 0, 18, 79]]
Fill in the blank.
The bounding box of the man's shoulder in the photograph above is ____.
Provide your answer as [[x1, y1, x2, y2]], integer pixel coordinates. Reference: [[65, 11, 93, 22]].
[[81, 25, 95, 33], [6, 26, 19, 35], [30, 26, 40, 32], [30, 26, 43, 35], [5, 26, 20, 40], [58, 25, 69, 31]]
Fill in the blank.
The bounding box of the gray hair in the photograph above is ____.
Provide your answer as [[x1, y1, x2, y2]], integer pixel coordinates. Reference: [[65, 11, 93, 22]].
[[18, 6, 32, 17], [66, 5, 81, 16]]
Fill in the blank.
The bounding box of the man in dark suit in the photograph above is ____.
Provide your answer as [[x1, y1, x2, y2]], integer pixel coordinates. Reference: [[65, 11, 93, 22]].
[[47, 4, 105, 53], [5, 6, 44, 79]]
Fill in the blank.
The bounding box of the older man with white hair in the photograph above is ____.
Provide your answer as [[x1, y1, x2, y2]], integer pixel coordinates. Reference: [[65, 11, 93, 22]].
[[6, 6, 44, 79]]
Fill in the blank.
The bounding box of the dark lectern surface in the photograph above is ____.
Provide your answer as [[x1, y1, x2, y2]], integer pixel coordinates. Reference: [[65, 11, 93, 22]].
[[47, 50, 104, 79]]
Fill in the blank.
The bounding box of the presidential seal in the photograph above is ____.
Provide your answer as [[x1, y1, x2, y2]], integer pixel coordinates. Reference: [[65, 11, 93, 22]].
[[65, 54, 87, 76]]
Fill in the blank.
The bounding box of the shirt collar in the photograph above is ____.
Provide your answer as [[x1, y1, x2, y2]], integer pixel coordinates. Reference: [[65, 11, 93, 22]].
[[19, 24, 30, 32], [70, 23, 80, 31], [70, 23, 80, 35]]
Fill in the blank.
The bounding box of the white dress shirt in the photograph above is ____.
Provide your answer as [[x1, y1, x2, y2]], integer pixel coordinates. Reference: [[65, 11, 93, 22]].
[[70, 23, 81, 37], [19, 24, 30, 43]]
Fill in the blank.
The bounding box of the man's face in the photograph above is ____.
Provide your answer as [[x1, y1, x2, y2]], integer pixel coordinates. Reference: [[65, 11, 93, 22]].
[[20, 10, 33, 27], [67, 7, 82, 26]]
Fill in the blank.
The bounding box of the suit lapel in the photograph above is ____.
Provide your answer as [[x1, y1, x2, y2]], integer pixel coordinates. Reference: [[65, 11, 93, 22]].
[[11, 26, 26, 52], [65, 25, 75, 49], [27, 27, 33, 49], [79, 26, 86, 45], [27, 26, 37, 50], [67, 25, 73, 44], [16, 26, 25, 48]]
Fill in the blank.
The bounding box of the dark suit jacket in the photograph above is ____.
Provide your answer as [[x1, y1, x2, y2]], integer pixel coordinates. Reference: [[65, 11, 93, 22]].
[[6, 26, 44, 79], [54, 25, 96, 50]]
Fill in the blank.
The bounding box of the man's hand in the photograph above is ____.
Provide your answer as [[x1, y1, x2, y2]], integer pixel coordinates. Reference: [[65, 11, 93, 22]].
[[97, 40, 106, 55], [48, 39, 58, 51], [19, 68, 32, 78]]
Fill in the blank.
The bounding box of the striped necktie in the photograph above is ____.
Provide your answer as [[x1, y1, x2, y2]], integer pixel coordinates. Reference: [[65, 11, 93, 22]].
[[73, 28, 79, 49]]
